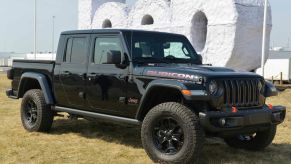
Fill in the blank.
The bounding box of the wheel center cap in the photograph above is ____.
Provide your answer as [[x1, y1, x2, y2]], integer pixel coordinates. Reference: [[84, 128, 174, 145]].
[[165, 131, 172, 139]]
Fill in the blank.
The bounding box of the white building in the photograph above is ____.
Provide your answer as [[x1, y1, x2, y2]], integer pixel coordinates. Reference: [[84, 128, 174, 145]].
[[26, 53, 56, 60], [0, 52, 55, 67], [257, 50, 291, 82], [0, 52, 26, 67]]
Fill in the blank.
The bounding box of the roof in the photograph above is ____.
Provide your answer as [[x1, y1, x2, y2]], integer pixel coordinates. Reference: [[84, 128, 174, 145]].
[[61, 29, 184, 36]]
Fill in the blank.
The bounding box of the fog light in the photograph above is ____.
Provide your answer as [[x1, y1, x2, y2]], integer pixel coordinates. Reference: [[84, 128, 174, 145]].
[[219, 118, 226, 126]]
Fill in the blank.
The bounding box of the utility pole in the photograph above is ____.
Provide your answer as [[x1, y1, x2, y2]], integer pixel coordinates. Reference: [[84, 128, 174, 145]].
[[52, 16, 55, 60], [261, 0, 268, 77], [34, 0, 37, 60]]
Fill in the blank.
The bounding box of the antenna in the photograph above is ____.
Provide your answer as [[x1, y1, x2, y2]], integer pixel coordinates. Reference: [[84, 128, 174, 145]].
[[261, 0, 268, 77], [34, 0, 37, 60]]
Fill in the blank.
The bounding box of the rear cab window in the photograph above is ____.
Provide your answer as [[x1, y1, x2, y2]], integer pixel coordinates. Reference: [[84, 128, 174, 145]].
[[64, 36, 88, 64]]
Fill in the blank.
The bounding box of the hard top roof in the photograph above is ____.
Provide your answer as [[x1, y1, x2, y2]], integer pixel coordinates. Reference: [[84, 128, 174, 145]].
[[61, 29, 183, 36]]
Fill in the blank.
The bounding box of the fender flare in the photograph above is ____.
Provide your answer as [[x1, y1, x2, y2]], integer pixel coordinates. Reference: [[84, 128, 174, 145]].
[[135, 79, 188, 120], [264, 81, 278, 97], [18, 72, 54, 105]]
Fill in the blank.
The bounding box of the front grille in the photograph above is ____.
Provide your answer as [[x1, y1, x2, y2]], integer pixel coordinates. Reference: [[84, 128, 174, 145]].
[[222, 79, 262, 107]]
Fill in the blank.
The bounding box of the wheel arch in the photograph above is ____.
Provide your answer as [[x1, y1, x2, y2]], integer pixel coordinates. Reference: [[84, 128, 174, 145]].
[[18, 72, 54, 105], [136, 79, 188, 121]]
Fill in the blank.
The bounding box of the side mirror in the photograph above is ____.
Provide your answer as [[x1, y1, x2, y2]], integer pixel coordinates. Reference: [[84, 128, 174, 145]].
[[163, 42, 171, 49], [122, 53, 130, 66], [107, 50, 121, 64], [197, 54, 203, 65]]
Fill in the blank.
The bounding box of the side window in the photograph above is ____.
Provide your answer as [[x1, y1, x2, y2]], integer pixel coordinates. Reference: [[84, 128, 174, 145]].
[[64, 37, 87, 63], [94, 37, 122, 64], [71, 38, 87, 63]]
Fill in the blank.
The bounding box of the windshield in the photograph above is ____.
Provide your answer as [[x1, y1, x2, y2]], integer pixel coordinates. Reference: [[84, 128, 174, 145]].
[[131, 32, 199, 64]]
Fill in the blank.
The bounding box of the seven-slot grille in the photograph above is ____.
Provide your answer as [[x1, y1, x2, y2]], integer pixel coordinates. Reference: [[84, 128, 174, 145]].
[[222, 79, 262, 107]]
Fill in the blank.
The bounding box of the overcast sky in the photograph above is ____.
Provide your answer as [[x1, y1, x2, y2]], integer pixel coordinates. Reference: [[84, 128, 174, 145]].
[[0, 0, 290, 53]]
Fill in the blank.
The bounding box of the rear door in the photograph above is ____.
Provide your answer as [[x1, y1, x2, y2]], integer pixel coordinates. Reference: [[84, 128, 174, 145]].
[[59, 34, 90, 109]]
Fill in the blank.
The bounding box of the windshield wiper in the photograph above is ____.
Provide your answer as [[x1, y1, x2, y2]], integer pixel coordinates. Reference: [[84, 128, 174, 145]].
[[163, 56, 197, 64], [133, 57, 171, 64]]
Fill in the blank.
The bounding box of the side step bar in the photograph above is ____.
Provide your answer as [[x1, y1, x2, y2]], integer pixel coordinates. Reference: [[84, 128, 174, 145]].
[[53, 106, 141, 125]]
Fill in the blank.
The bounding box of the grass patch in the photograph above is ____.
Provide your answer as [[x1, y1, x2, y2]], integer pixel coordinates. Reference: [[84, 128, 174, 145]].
[[0, 73, 290, 163]]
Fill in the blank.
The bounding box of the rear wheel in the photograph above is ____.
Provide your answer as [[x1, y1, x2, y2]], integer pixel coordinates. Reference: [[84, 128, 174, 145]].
[[224, 125, 277, 151], [21, 89, 54, 132], [141, 102, 204, 163]]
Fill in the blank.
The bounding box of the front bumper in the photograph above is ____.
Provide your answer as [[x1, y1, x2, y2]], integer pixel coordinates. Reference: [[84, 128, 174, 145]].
[[199, 105, 286, 135]]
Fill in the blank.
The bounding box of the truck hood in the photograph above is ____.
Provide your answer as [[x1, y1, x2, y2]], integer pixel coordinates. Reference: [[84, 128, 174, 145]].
[[133, 64, 262, 81]]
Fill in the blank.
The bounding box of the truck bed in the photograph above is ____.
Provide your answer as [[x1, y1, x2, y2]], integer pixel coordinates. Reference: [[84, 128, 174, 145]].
[[10, 59, 55, 92]]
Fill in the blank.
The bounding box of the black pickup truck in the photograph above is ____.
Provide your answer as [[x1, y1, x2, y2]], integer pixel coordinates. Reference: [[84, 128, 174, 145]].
[[6, 29, 286, 163]]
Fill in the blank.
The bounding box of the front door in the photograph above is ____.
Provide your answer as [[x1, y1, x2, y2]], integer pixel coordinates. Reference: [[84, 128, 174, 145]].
[[59, 35, 89, 109], [86, 34, 134, 117]]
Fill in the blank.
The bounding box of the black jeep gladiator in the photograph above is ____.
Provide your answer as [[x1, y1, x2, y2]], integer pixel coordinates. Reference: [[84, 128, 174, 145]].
[[6, 29, 286, 163]]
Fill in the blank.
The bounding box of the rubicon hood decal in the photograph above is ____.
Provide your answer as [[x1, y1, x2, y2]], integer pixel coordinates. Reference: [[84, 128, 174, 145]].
[[146, 70, 197, 81]]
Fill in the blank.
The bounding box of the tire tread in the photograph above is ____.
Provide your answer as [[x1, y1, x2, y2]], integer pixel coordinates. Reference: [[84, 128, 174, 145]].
[[21, 89, 54, 132], [141, 102, 204, 163]]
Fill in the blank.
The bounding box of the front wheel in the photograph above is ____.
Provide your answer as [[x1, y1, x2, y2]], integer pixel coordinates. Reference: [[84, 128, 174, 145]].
[[21, 89, 54, 132], [141, 102, 204, 163], [224, 125, 277, 151]]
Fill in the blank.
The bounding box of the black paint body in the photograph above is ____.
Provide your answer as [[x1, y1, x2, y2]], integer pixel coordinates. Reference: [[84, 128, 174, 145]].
[[7, 29, 286, 136]]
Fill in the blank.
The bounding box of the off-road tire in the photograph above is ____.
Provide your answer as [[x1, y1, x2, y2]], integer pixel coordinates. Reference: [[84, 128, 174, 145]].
[[224, 125, 277, 151], [141, 102, 204, 164], [21, 89, 54, 132]]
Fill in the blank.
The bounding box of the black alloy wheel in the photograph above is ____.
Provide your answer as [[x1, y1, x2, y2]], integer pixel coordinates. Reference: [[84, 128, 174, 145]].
[[23, 99, 38, 126], [141, 102, 204, 163], [152, 117, 184, 155], [21, 89, 54, 132]]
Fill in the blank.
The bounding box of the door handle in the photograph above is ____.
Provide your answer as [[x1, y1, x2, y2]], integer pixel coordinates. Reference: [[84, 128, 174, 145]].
[[88, 73, 98, 81], [63, 71, 71, 75], [89, 72, 97, 75], [79, 73, 87, 80]]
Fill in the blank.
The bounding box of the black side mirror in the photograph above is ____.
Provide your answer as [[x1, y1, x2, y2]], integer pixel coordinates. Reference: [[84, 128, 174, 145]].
[[197, 54, 203, 65], [122, 53, 130, 66], [163, 42, 170, 49], [107, 50, 121, 64]]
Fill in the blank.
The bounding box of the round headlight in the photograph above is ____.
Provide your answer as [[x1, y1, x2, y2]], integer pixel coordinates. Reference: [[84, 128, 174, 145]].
[[209, 80, 218, 95]]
